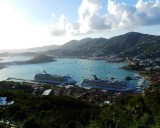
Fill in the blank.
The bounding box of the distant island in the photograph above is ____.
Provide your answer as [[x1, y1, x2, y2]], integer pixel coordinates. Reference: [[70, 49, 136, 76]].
[[23, 54, 55, 64], [13, 54, 55, 65], [0, 54, 55, 69]]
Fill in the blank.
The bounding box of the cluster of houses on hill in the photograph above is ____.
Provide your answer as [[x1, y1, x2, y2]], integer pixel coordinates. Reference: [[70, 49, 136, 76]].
[[125, 57, 160, 71]]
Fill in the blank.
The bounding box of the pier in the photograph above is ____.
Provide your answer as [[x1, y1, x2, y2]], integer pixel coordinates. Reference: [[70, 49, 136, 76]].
[[6, 77, 34, 82]]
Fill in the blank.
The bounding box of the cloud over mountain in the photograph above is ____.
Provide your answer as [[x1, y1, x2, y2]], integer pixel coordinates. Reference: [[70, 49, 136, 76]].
[[51, 0, 160, 36]]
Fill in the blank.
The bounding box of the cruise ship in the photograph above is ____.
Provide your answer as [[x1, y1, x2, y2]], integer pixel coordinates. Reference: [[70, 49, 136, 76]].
[[34, 71, 77, 85], [81, 75, 135, 92]]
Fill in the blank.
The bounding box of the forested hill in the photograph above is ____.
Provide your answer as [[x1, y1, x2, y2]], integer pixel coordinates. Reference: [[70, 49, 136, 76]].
[[1, 32, 160, 59], [45, 32, 160, 58]]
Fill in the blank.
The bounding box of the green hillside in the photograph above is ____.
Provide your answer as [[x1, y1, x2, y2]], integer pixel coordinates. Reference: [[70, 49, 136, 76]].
[[45, 32, 160, 59]]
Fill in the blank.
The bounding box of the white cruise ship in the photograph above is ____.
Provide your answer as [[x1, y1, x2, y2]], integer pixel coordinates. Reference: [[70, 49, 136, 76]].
[[34, 71, 77, 85], [81, 75, 135, 92]]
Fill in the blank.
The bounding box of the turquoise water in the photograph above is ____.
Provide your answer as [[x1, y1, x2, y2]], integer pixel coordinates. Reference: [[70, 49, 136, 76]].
[[0, 58, 136, 85]]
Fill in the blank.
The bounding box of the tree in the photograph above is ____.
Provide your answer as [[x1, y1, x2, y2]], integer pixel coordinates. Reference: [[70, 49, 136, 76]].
[[22, 117, 40, 128]]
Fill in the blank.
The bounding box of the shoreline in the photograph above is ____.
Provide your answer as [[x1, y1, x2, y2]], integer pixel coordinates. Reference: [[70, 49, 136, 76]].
[[1, 57, 138, 90]]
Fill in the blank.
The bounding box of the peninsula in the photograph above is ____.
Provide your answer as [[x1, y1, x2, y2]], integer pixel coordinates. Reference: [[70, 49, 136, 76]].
[[0, 54, 55, 69]]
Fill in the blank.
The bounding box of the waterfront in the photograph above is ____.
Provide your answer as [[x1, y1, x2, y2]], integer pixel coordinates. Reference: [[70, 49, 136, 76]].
[[0, 58, 136, 85]]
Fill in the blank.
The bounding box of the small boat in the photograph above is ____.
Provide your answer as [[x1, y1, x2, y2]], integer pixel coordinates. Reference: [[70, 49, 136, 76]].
[[81, 75, 135, 92], [134, 73, 142, 79], [137, 78, 145, 87], [34, 70, 77, 85]]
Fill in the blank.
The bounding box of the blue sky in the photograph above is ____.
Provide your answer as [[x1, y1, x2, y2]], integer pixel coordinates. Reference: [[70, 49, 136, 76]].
[[0, 0, 160, 49]]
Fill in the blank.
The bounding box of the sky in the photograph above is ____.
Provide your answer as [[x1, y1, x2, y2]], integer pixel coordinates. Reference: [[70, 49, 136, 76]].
[[0, 0, 160, 50]]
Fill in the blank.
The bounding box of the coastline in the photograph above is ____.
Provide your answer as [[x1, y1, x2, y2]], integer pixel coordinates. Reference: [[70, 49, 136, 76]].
[[1, 56, 150, 95]]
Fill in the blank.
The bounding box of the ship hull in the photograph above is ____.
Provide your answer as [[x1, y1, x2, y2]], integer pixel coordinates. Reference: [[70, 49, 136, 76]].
[[81, 79, 135, 92], [34, 72, 76, 85]]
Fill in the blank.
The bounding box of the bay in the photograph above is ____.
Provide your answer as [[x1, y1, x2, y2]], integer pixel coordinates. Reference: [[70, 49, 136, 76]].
[[0, 58, 136, 85]]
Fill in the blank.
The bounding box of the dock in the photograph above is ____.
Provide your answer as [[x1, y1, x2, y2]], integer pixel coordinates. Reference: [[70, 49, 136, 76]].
[[6, 77, 34, 82]]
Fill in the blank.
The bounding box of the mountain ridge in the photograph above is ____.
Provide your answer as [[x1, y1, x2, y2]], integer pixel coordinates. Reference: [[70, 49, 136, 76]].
[[44, 32, 160, 58], [0, 32, 160, 59]]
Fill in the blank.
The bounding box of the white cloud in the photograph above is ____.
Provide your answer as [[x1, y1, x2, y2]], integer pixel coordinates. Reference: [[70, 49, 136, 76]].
[[77, 0, 102, 33], [51, 0, 160, 36], [51, 15, 74, 36], [106, 0, 137, 29], [134, 0, 160, 26]]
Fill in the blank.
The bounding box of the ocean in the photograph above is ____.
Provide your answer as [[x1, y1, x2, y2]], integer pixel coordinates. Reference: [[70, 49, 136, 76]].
[[0, 57, 136, 85]]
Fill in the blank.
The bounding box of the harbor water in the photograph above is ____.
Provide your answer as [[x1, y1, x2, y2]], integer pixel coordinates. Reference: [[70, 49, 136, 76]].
[[0, 57, 137, 85]]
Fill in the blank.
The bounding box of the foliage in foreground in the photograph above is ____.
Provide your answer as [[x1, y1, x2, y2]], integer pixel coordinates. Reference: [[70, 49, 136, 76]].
[[87, 89, 160, 128], [0, 89, 99, 128], [0, 82, 160, 127]]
